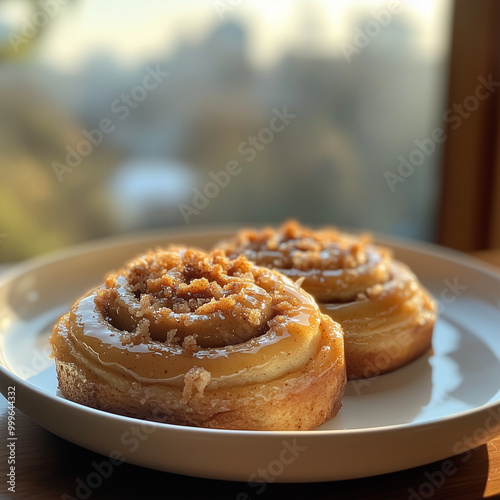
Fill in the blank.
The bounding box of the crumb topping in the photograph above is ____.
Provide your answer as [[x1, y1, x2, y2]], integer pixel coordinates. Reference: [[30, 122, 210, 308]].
[[94, 247, 302, 351], [182, 366, 211, 404], [221, 219, 381, 271]]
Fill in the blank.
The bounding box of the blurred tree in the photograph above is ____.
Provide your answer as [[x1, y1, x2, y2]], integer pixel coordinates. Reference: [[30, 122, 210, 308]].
[[0, 0, 77, 61]]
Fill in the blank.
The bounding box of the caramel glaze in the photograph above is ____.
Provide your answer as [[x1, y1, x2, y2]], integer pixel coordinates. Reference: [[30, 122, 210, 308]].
[[219, 220, 393, 302], [50, 248, 327, 391]]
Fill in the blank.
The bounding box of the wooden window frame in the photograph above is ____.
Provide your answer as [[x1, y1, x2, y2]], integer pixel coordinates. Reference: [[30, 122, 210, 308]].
[[438, 0, 500, 251]]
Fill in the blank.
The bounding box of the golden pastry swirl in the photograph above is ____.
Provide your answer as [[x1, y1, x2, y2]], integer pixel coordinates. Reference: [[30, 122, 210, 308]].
[[220, 220, 437, 380], [50, 247, 346, 430]]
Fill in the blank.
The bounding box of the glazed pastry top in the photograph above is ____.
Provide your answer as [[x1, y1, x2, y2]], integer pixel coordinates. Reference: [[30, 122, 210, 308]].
[[220, 220, 393, 302], [50, 247, 338, 392]]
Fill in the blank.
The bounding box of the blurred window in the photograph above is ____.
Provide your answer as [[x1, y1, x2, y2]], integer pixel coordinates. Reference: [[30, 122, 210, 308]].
[[0, 0, 453, 261]]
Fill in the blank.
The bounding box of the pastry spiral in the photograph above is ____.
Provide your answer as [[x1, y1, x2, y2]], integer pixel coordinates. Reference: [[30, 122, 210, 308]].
[[50, 247, 346, 430], [219, 220, 437, 380]]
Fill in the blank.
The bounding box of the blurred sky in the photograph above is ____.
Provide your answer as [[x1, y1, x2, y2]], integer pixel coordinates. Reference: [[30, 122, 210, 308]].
[[3, 0, 451, 70]]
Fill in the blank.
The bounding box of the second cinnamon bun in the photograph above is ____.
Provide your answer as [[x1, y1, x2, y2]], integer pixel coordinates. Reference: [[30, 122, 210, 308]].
[[219, 220, 437, 380]]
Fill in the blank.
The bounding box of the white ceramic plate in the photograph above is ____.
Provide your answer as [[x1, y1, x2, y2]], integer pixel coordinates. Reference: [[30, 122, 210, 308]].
[[1, 225, 500, 482]]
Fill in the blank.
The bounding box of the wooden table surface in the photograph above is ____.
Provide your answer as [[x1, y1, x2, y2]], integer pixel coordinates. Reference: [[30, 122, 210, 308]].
[[1, 251, 500, 500]]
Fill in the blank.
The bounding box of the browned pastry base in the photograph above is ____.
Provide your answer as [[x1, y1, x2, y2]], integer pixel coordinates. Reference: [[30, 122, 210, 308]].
[[54, 314, 345, 431]]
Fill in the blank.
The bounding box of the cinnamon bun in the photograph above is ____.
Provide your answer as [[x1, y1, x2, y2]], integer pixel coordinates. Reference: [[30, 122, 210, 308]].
[[219, 220, 437, 380], [50, 247, 346, 430]]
